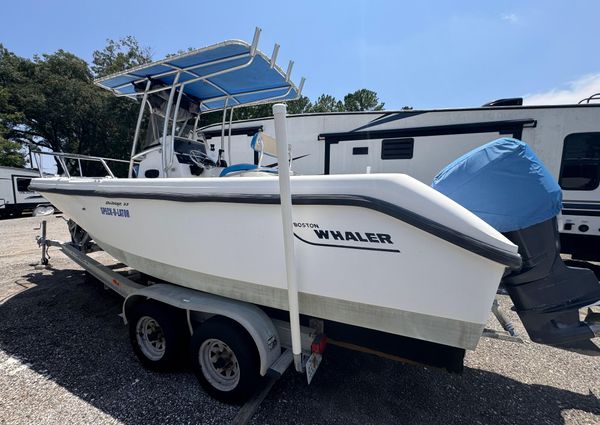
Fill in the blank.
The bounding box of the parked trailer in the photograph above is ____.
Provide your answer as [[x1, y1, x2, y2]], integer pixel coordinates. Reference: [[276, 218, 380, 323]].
[[201, 100, 600, 260], [37, 227, 325, 404], [36, 218, 520, 407], [0, 166, 51, 217]]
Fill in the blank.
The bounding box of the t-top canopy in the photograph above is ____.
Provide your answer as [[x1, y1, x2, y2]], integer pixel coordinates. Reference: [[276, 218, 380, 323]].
[[94, 28, 304, 113]]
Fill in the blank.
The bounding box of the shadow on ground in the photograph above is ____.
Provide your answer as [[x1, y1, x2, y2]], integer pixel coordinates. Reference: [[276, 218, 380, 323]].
[[0, 267, 598, 425]]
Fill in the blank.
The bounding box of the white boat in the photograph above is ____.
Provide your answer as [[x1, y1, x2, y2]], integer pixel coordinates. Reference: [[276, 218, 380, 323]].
[[30, 29, 599, 375], [32, 172, 520, 350]]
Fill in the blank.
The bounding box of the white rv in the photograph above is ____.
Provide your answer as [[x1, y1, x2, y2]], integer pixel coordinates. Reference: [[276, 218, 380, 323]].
[[202, 99, 600, 260], [0, 166, 49, 217]]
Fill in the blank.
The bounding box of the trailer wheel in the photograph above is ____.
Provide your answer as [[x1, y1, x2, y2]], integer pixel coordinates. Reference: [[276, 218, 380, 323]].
[[128, 302, 187, 371], [190, 318, 260, 404]]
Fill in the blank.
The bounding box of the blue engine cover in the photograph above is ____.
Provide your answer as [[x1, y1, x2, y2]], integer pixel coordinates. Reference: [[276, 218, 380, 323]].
[[432, 137, 562, 232]]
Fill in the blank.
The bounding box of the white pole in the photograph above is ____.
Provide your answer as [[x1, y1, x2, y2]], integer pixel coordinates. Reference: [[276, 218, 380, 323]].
[[129, 79, 151, 178], [273, 103, 303, 372], [161, 72, 181, 177]]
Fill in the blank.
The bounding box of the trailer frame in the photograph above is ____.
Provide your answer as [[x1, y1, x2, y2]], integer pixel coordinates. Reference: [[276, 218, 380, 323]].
[[36, 222, 324, 403]]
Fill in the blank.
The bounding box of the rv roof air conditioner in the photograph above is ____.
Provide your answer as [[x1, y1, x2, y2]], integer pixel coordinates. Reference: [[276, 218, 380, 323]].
[[482, 98, 524, 107]]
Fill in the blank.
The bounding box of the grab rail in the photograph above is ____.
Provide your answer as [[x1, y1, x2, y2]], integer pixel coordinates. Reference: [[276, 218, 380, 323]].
[[30, 148, 137, 179]]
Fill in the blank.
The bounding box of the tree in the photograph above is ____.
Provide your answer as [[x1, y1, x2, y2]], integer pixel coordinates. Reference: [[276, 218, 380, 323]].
[[91, 36, 152, 77], [0, 47, 25, 167], [309, 94, 344, 113], [3, 49, 99, 155], [197, 95, 314, 127], [343, 89, 385, 111], [0, 138, 25, 167], [0, 40, 152, 175], [287, 95, 312, 114], [165, 47, 195, 58]]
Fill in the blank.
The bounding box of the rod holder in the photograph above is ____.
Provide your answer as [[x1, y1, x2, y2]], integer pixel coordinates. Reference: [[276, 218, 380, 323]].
[[250, 27, 262, 56], [298, 77, 306, 95], [285, 61, 294, 82], [270, 44, 280, 68]]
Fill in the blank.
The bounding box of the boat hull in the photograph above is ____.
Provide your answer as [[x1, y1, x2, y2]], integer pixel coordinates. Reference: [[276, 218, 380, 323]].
[[32, 174, 519, 350]]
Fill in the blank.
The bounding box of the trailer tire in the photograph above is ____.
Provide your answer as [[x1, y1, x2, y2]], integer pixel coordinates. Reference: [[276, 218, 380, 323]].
[[190, 317, 261, 404], [128, 301, 187, 371]]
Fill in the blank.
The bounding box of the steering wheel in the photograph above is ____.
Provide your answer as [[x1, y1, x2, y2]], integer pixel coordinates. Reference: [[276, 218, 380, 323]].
[[189, 149, 216, 167]]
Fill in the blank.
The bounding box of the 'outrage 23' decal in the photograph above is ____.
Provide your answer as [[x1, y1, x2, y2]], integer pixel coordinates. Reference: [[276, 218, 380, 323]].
[[293, 222, 400, 253]]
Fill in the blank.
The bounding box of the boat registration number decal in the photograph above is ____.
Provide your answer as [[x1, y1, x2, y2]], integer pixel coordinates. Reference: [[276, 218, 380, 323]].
[[100, 201, 130, 218], [100, 207, 130, 218]]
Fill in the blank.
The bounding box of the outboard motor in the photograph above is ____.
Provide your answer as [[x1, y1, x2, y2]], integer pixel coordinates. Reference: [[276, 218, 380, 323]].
[[433, 138, 600, 345]]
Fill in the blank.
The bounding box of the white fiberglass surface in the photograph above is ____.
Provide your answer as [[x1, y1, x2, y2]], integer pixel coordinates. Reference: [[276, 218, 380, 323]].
[[31, 174, 518, 255], [40, 183, 506, 325]]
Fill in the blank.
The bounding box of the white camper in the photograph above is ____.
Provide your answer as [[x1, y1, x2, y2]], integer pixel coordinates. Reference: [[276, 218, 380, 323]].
[[0, 166, 50, 217], [201, 99, 600, 260]]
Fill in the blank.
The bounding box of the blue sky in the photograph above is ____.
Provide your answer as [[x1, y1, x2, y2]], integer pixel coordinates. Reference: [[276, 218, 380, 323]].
[[2, 1, 600, 109]]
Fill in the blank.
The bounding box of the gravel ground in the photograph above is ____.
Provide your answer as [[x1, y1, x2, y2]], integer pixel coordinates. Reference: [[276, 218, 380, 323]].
[[0, 215, 599, 425]]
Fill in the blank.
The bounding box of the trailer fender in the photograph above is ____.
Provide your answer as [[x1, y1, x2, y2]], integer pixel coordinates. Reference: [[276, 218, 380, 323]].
[[123, 284, 281, 375]]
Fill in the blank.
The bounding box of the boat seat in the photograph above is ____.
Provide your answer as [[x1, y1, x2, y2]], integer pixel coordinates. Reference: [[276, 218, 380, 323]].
[[219, 163, 258, 177], [220, 131, 280, 177], [219, 164, 279, 177]]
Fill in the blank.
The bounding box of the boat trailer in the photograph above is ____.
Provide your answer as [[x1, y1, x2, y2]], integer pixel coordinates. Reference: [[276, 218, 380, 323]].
[[36, 217, 527, 418], [36, 220, 329, 417]]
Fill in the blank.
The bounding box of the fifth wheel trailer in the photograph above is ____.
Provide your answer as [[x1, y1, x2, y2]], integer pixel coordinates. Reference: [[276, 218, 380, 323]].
[[201, 99, 600, 260], [0, 166, 49, 217]]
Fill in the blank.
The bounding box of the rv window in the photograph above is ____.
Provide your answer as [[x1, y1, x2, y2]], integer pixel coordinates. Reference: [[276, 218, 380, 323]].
[[381, 138, 414, 160], [16, 178, 31, 192], [559, 132, 600, 191]]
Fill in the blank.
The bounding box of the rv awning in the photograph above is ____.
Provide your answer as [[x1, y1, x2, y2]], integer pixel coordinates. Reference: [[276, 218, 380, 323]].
[[94, 32, 303, 113]]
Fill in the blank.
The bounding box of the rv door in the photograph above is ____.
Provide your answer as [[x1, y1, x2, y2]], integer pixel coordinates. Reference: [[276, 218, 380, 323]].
[[557, 132, 600, 260]]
